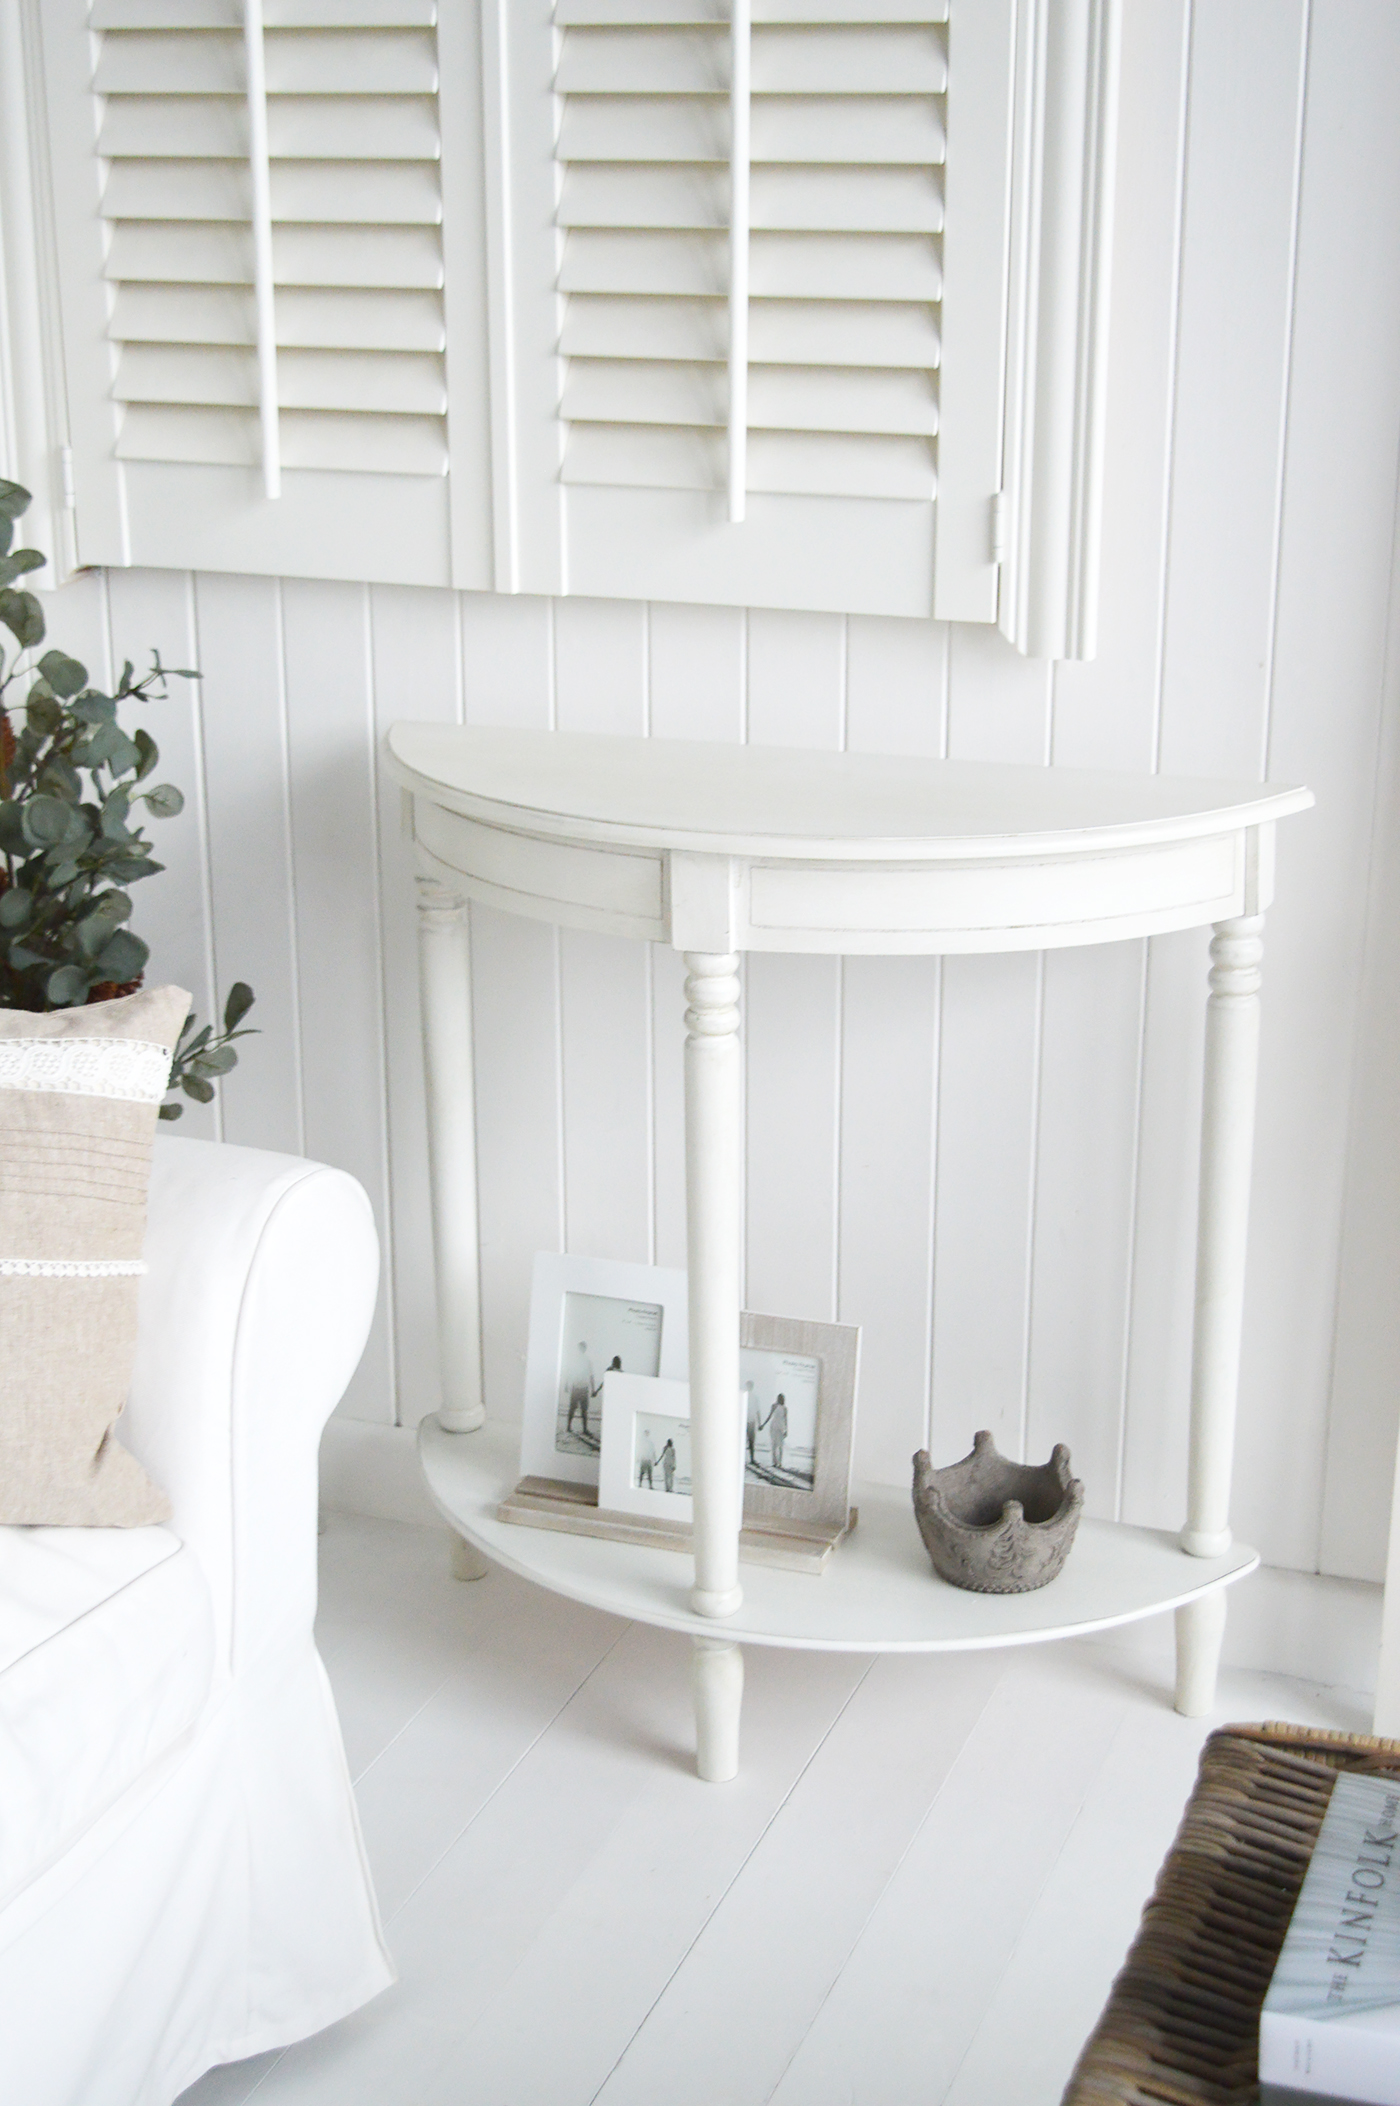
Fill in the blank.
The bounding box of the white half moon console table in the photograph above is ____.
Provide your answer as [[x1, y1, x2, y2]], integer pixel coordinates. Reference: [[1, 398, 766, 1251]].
[[385, 724, 1313, 1783]]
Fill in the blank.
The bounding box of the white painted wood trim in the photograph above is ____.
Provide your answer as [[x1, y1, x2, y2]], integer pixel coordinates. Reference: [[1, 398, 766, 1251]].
[[727, 0, 750, 527], [684, 953, 746, 1621], [999, 0, 1122, 660], [0, 0, 69, 577], [1181, 918, 1264, 1568], [479, 0, 519, 592], [416, 871, 485, 1432], [242, 0, 280, 502]]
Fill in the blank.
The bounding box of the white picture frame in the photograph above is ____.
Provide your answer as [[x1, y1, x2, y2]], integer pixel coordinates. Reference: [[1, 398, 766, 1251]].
[[519, 1252, 690, 1488], [597, 1373, 745, 1527]]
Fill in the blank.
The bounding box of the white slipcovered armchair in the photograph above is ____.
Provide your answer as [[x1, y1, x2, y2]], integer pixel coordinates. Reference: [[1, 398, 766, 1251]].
[[0, 1137, 394, 2106]]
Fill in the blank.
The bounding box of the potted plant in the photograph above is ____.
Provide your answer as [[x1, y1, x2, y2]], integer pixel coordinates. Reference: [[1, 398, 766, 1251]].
[[0, 479, 254, 1116]]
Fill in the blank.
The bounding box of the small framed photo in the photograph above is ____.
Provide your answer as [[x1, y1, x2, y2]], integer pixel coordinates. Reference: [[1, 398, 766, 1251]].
[[519, 1253, 690, 1487], [597, 1373, 745, 1526], [740, 1311, 861, 1531]]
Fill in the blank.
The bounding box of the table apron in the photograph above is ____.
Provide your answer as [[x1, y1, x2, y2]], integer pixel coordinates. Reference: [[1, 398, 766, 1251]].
[[417, 797, 1264, 955]]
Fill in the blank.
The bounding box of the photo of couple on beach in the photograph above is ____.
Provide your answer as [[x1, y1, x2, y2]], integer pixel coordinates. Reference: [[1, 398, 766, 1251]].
[[554, 1291, 664, 1458], [632, 1410, 691, 1498], [741, 1347, 820, 1491]]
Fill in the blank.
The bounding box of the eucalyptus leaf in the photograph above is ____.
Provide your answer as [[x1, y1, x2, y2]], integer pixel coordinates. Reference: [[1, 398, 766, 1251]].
[[158, 1101, 184, 1121], [72, 719, 122, 767], [223, 981, 255, 1032], [0, 481, 31, 522], [94, 927, 148, 981], [7, 941, 46, 970], [25, 692, 62, 737], [181, 1074, 215, 1104], [195, 1043, 238, 1076], [106, 729, 142, 776], [105, 855, 163, 882], [44, 861, 82, 890], [0, 589, 44, 650], [132, 727, 159, 781], [46, 964, 91, 1007], [0, 887, 32, 929], [21, 794, 83, 849], [140, 782, 184, 819], [38, 755, 83, 802], [0, 550, 45, 588], [37, 650, 88, 699]]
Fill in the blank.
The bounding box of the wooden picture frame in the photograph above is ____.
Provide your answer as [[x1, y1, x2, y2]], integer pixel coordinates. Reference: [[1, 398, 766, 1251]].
[[740, 1311, 861, 1532], [518, 1252, 689, 1489]]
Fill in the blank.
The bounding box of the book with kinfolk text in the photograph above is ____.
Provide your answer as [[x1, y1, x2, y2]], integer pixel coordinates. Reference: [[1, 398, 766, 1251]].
[[1261, 1770, 1400, 2106]]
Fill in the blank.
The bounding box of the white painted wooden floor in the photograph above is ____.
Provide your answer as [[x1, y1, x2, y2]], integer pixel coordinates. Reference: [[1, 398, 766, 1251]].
[[179, 1513, 1372, 2106]]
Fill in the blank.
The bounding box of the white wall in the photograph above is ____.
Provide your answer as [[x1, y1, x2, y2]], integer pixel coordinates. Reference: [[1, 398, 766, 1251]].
[[39, 0, 1400, 1580]]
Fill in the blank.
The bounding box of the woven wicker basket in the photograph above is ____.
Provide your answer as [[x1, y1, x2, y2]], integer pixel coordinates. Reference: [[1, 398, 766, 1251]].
[[1062, 1722, 1400, 2106]]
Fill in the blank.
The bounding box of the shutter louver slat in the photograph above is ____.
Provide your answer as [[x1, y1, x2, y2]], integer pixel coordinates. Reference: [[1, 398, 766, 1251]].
[[554, 0, 946, 20], [553, 11, 943, 506], [94, 12, 448, 484]]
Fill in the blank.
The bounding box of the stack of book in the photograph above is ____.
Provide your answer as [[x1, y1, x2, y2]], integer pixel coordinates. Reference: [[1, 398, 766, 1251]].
[[1261, 1770, 1400, 2105]]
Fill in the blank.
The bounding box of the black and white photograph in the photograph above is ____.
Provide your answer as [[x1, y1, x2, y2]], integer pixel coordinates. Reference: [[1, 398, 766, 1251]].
[[631, 1410, 691, 1498], [740, 1311, 861, 1530], [741, 1347, 820, 1491], [519, 1256, 689, 1489], [554, 1291, 663, 1458]]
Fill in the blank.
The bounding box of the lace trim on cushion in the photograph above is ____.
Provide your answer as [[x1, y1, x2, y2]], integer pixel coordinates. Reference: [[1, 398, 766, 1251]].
[[0, 1257, 149, 1278], [0, 1037, 172, 1103]]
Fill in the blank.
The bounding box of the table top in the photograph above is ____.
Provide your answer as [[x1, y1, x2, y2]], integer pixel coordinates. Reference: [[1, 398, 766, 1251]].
[[421, 1420, 1259, 1654], [386, 724, 1313, 863]]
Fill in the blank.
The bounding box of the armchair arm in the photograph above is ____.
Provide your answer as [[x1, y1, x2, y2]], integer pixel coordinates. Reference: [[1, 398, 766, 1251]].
[[125, 1137, 380, 1672]]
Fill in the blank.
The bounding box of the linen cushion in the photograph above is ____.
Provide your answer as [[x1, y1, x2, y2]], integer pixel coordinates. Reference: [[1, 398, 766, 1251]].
[[0, 1523, 214, 1908], [0, 984, 189, 1524]]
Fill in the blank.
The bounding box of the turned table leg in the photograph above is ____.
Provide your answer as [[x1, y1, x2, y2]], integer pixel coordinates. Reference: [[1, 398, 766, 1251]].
[[682, 952, 745, 1772], [1175, 914, 1264, 1717], [693, 1637, 744, 1782], [416, 872, 485, 1434]]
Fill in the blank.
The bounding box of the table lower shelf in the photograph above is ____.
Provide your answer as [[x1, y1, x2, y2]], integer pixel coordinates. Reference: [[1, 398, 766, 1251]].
[[419, 1417, 1259, 1653]]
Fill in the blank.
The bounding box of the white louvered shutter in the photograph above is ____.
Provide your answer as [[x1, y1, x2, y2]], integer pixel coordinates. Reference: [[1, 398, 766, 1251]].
[[495, 0, 1013, 618], [36, 0, 492, 587]]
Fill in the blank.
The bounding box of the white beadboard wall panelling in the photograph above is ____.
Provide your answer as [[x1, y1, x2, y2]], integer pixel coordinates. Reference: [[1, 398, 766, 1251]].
[[1123, 0, 1307, 1550], [839, 957, 939, 1489], [1024, 942, 1143, 1517], [105, 567, 219, 1143], [280, 578, 395, 1425], [1324, 503, 1400, 1581], [648, 603, 745, 746], [838, 615, 947, 1489], [457, 592, 562, 1426], [931, 627, 1051, 1469], [191, 573, 303, 1160], [554, 597, 654, 1268], [1045, 0, 1190, 1525], [1256, 0, 1400, 1580], [369, 583, 463, 1429], [743, 610, 845, 1327], [460, 592, 554, 729]]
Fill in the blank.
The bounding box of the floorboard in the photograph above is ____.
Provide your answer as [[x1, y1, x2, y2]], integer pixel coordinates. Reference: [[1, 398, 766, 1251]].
[[177, 1515, 1373, 2106]]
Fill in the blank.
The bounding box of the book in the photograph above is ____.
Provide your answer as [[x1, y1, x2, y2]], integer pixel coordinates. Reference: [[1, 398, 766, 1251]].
[[1261, 1770, 1400, 2105]]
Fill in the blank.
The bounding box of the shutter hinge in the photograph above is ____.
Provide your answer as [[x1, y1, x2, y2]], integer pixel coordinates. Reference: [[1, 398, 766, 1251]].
[[991, 490, 1006, 565], [59, 446, 76, 509]]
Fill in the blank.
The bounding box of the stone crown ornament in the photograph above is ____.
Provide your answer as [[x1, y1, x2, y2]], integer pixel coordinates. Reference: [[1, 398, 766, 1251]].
[[912, 1431, 1084, 1594]]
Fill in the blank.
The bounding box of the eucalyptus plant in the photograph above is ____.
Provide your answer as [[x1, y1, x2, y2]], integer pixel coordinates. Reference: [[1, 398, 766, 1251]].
[[0, 478, 254, 1117]]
